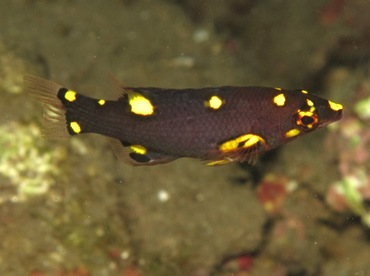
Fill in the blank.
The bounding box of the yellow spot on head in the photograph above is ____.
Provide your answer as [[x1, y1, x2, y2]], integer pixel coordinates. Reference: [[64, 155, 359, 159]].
[[65, 90, 77, 102], [301, 90, 308, 94], [128, 92, 154, 115], [285, 128, 300, 138], [70, 121, 81, 134], [207, 95, 223, 110], [130, 144, 147, 155], [299, 110, 314, 117], [273, 93, 286, 107], [98, 99, 105, 105], [275, 87, 282, 91], [219, 134, 265, 152], [306, 99, 314, 107], [328, 100, 343, 111]]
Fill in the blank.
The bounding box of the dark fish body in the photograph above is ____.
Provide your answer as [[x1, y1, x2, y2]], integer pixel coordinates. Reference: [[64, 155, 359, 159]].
[[24, 75, 343, 166]]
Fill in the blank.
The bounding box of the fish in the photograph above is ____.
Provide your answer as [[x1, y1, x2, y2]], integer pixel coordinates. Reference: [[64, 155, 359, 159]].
[[23, 75, 343, 166]]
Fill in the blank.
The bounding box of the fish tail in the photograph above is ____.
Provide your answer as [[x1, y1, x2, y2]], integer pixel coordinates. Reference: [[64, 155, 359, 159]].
[[24, 75, 71, 139]]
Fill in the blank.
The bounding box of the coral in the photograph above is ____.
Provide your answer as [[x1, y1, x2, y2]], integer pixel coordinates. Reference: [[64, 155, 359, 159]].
[[325, 66, 370, 227], [0, 121, 65, 203], [256, 174, 297, 216], [0, 42, 29, 94]]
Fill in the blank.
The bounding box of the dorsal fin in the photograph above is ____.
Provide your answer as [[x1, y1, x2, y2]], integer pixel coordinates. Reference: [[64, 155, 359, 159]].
[[106, 74, 128, 99]]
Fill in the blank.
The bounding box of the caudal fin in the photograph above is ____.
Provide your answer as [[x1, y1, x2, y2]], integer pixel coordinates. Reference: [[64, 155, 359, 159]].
[[24, 75, 70, 139]]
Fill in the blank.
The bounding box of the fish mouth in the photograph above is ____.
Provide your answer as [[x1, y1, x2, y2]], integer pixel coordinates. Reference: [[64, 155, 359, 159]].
[[317, 109, 343, 129], [333, 109, 343, 122]]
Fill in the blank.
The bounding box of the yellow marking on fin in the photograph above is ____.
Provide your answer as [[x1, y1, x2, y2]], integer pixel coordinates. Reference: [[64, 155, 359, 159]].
[[130, 144, 147, 155], [273, 93, 286, 107], [98, 99, 105, 105], [285, 128, 300, 138], [301, 90, 308, 94], [306, 99, 314, 107], [70, 121, 81, 134], [206, 159, 233, 166], [219, 134, 265, 152], [128, 92, 154, 115], [328, 100, 343, 111], [65, 90, 77, 102]]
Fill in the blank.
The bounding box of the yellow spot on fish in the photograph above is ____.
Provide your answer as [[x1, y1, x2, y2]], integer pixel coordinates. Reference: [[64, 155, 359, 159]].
[[299, 110, 314, 117], [130, 144, 147, 155], [273, 93, 286, 107], [285, 128, 300, 138], [128, 92, 154, 115], [328, 100, 343, 111], [206, 95, 223, 110], [301, 90, 308, 94], [219, 134, 265, 152], [275, 87, 282, 91], [70, 121, 81, 134], [65, 90, 77, 102], [98, 99, 105, 105], [306, 99, 314, 107]]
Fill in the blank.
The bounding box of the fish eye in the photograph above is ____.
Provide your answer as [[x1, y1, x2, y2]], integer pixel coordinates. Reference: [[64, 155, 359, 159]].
[[301, 116, 314, 125], [295, 110, 318, 130]]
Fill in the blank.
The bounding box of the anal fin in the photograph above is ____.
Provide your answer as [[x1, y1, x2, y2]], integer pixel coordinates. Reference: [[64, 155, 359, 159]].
[[107, 138, 178, 166]]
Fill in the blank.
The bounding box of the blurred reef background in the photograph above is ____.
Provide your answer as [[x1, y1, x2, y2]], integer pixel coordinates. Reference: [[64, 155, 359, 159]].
[[0, 0, 369, 275]]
